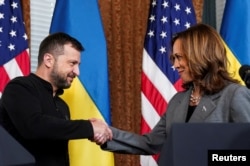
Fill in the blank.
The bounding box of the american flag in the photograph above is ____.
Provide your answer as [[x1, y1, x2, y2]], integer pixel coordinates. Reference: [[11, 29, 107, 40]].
[[140, 0, 196, 165], [0, 0, 30, 98]]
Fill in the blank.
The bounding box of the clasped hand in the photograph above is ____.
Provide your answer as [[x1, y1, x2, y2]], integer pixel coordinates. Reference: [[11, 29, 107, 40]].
[[89, 118, 112, 145]]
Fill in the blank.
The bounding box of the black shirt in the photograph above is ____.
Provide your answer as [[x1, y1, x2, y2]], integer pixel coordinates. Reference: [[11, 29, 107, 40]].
[[0, 73, 93, 166], [186, 105, 196, 122]]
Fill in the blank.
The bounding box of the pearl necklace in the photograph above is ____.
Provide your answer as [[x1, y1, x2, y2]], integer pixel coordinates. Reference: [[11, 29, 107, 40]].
[[190, 89, 201, 104]]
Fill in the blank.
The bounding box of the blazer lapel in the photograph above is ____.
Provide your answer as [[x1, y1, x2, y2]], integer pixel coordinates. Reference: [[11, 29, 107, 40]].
[[172, 89, 192, 122], [189, 93, 220, 122]]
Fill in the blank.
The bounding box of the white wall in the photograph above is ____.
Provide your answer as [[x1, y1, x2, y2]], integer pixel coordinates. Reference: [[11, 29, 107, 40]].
[[30, 0, 55, 72]]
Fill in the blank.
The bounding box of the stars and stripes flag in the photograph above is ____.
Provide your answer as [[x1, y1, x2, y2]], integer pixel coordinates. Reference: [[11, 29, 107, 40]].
[[140, 0, 196, 165], [0, 0, 30, 98]]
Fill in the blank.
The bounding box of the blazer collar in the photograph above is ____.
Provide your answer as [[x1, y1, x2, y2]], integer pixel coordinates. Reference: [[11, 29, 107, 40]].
[[172, 88, 191, 122], [171, 88, 223, 123], [189, 90, 222, 122]]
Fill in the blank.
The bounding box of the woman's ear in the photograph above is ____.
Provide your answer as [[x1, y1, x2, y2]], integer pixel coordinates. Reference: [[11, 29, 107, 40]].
[[43, 53, 54, 68]]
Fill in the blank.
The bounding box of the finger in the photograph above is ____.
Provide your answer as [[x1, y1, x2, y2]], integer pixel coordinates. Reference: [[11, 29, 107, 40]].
[[94, 133, 100, 138], [98, 136, 106, 145], [93, 133, 102, 141], [106, 128, 113, 140], [94, 137, 104, 145]]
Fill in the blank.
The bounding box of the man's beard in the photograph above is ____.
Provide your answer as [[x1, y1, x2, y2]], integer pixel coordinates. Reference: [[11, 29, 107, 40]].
[[50, 65, 73, 89]]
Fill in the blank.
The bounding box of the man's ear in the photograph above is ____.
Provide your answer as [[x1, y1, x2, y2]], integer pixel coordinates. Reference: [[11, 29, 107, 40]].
[[44, 53, 54, 68]]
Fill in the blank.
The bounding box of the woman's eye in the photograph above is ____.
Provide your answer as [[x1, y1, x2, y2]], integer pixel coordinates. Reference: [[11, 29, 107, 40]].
[[176, 55, 182, 60], [170, 54, 183, 63]]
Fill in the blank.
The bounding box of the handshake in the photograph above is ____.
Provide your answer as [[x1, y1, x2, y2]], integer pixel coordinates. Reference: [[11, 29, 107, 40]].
[[89, 118, 112, 145]]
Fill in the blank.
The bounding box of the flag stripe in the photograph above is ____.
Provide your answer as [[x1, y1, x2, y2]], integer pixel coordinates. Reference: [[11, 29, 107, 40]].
[[4, 58, 23, 79], [140, 116, 152, 134], [140, 155, 158, 166], [141, 93, 161, 130], [173, 78, 183, 90], [141, 72, 167, 116], [15, 49, 30, 75], [0, 67, 10, 92]]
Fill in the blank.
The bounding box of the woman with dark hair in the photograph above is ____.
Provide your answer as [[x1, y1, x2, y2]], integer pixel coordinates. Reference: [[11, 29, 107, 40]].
[[97, 24, 250, 156]]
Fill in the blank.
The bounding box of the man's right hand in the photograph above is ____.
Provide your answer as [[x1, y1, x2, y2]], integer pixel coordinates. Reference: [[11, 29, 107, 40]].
[[89, 118, 112, 145]]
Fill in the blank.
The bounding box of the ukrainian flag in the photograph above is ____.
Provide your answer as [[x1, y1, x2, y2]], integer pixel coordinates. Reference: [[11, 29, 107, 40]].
[[50, 0, 114, 165], [220, 0, 250, 83]]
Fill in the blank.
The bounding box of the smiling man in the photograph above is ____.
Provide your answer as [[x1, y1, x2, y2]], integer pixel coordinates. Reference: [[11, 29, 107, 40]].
[[0, 32, 112, 166]]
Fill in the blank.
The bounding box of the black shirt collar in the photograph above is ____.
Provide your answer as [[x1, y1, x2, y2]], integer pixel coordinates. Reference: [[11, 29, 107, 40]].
[[30, 73, 64, 96]]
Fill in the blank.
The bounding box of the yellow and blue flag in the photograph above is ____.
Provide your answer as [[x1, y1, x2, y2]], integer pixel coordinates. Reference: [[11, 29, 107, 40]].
[[220, 0, 250, 83], [50, 0, 114, 165]]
